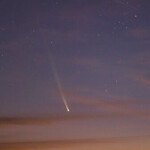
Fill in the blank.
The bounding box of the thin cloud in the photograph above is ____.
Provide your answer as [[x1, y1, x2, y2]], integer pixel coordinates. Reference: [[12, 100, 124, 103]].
[[64, 90, 150, 115], [0, 110, 149, 128], [0, 135, 150, 149], [131, 74, 150, 88], [130, 28, 150, 39]]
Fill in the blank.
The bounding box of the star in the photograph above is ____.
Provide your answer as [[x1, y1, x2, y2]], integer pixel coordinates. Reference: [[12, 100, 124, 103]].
[[56, 1, 59, 5], [32, 29, 36, 32], [134, 14, 138, 18], [105, 89, 108, 93], [50, 41, 54, 45], [115, 80, 118, 84], [0, 27, 5, 31], [125, 26, 128, 30], [97, 33, 101, 37]]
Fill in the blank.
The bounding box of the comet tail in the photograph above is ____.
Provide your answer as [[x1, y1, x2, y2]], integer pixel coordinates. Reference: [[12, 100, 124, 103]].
[[51, 59, 70, 112]]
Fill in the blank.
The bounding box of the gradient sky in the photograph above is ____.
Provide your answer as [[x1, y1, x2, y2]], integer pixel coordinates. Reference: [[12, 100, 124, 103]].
[[0, 0, 150, 149]]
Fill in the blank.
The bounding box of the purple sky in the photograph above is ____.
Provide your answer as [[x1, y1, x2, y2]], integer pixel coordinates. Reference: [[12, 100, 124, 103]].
[[0, 0, 150, 149]]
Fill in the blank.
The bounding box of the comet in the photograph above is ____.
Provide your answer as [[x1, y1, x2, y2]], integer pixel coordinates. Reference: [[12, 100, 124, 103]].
[[50, 58, 70, 112]]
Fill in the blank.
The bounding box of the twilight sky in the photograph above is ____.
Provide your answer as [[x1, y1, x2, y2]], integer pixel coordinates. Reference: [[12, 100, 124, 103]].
[[0, 0, 150, 149]]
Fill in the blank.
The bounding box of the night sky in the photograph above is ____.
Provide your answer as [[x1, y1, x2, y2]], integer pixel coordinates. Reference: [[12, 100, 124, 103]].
[[0, 0, 150, 149]]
